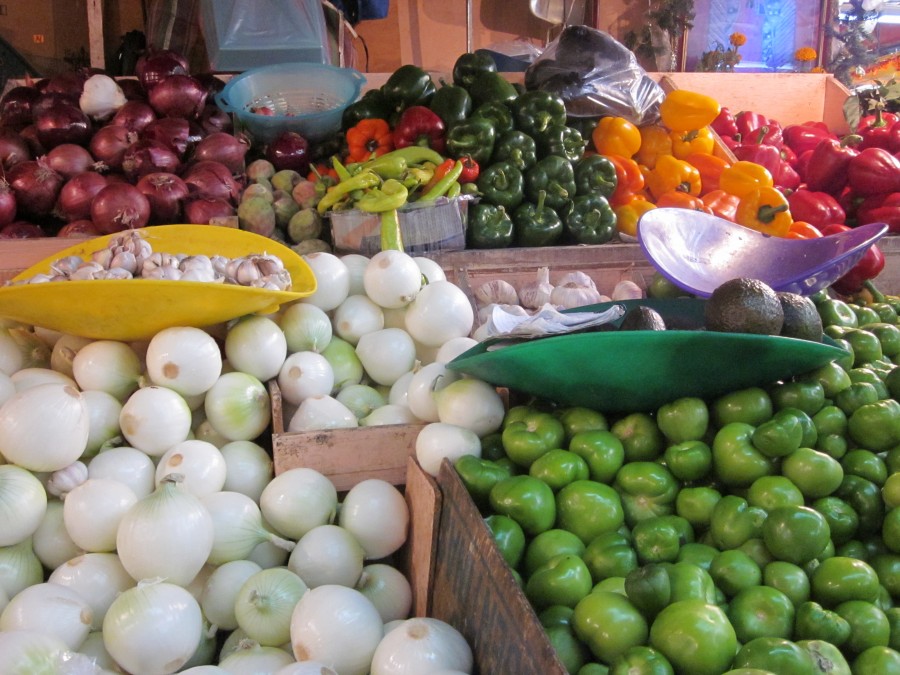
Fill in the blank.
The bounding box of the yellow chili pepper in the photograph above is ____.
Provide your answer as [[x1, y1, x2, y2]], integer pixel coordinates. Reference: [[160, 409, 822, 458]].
[[592, 116, 642, 158], [634, 124, 673, 169], [719, 161, 774, 199], [735, 186, 793, 237], [670, 127, 715, 159], [614, 196, 656, 238], [645, 154, 702, 200], [659, 90, 721, 133]]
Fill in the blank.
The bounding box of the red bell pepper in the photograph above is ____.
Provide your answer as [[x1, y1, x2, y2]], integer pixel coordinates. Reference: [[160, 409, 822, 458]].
[[774, 161, 801, 192], [783, 123, 838, 157], [890, 120, 900, 154], [856, 192, 900, 233], [392, 105, 446, 154], [805, 138, 859, 196], [847, 147, 900, 197], [731, 143, 783, 178], [787, 189, 846, 229], [857, 110, 899, 133], [735, 110, 784, 147], [710, 107, 739, 139], [821, 223, 886, 295], [780, 145, 799, 169]]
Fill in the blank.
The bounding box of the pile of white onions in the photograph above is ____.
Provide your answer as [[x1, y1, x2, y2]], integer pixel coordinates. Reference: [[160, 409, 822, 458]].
[[0, 245, 485, 673]]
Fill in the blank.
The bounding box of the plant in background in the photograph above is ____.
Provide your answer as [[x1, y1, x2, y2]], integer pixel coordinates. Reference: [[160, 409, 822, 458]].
[[696, 31, 746, 72], [794, 46, 818, 72], [623, 0, 696, 71], [827, 0, 884, 85]]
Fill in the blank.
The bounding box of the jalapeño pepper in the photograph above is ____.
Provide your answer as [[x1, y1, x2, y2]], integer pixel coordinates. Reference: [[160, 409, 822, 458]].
[[445, 117, 496, 165], [564, 193, 616, 245], [467, 202, 514, 249], [511, 90, 568, 137], [476, 159, 525, 209], [492, 130, 537, 171], [525, 154, 577, 211], [536, 124, 586, 163], [513, 189, 564, 247], [573, 154, 617, 198]]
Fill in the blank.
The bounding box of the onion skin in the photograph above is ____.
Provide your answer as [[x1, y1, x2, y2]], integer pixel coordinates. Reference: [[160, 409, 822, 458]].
[[136, 172, 190, 224], [0, 85, 41, 130], [0, 221, 45, 238], [148, 74, 208, 120], [141, 117, 192, 157], [111, 100, 156, 132], [265, 131, 310, 176], [88, 125, 136, 171], [121, 139, 182, 180], [7, 158, 64, 218], [193, 132, 249, 174], [57, 219, 101, 237], [90, 183, 152, 234], [183, 160, 242, 204], [56, 171, 108, 222], [136, 48, 189, 92], [0, 128, 32, 169], [0, 180, 16, 227], [34, 103, 92, 149], [46, 143, 96, 179], [184, 197, 235, 225]]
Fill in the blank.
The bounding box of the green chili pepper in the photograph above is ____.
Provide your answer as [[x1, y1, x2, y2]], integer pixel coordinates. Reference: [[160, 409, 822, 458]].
[[573, 154, 618, 198], [446, 118, 496, 165], [471, 101, 515, 135], [525, 154, 576, 211], [446, 181, 461, 199], [367, 146, 445, 168], [356, 179, 409, 213], [331, 155, 353, 182], [513, 189, 563, 247], [317, 170, 382, 214], [421, 160, 463, 201], [511, 90, 568, 137], [563, 193, 617, 245], [358, 154, 408, 180], [536, 124, 586, 163], [381, 209, 403, 252], [467, 203, 514, 249], [476, 159, 525, 209], [492, 130, 537, 171]]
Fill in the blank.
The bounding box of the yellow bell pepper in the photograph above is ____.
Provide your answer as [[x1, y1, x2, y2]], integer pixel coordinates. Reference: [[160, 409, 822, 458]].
[[634, 125, 673, 169], [735, 186, 792, 237], [645, 154, 702, 200], [659, 90, 721, 133], [614, 196, 656, 238], [670, 127, 715, 159], [592, 116, 642, 158], [719, 161, 774, 198]]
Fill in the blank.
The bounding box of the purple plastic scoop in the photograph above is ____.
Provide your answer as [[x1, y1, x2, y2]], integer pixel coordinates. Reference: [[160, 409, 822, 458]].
[[637, 209, 889, 297]]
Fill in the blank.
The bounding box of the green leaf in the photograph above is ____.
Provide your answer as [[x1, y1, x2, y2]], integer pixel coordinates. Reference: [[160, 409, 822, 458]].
[[843, 94, 862, 131]]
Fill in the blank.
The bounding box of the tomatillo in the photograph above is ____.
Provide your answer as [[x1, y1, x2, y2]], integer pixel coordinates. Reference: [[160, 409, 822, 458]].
[[573, 590, 649, 664], [488, 474, 556, 536], [649, 600, 737, 675], [555, 479, 625, 545]]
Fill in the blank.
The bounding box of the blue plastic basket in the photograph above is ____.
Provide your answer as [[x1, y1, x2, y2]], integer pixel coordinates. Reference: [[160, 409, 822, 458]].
[[215, 62, 365, 144]]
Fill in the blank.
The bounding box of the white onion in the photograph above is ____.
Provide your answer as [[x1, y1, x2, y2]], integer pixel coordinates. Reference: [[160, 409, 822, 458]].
[[225, 315, 287, 382], [287, 524, 364, 588], [361, 404, 420, 426], [64, 478, 137, 553], [201, 559, 262, 631], [302, 252, 351, 311], [179, 621, 220, 675], [102, 580, 202, 674], [335, 384, 386, 420], [72, 340, 141, 401], [435, 378, 506, 437], [87, 447, 156, 499], [356, 328, 417, 386], [370, 617, 473, 675], [321, 336, 364, 390], [339, 479, 409, 560], [146, 327, 223, 397], [280, 302, 333, 354], [10, 367, 75, 391], [413, 256, 446, 284], [219, 440, 273, 503], [0, 629, 73, 674], [50, 334, 93, 379], [382, 306, 408, 330], [289, 585, 383, 674], [204, 372, 271, 442], [363, 250, 422, 309], [0, 538, 43, 598], [77, 630, 123, 672], [341, 253, 370, 296], [116, 476, 214, 586], [278, 351, 335, 405], [247, 526, 291, 570], [30, 501, 82, 572], [202, 490, 295, 565], [184, 563, 216, 606], [334, 294, 385, 345], [0, 581, 93, 649], [288, 395, 358, 432], [119, 385, 192, 456], [182, 666, 230, 674], [355, 563, 412, 623], [276, 662, 339, 675], [0, 384, 90, 472], [406, 362, 462, 423], [235, 566, 308, 646], [82, 390, 123, 457], [218, 641, 295, 672], [404, 281, 474, 348], [0, 371, 14, 408], [389, 370, 416, 407], [435, 337, 478, 364], [48, 553, 134, 630], [155, 440, 227, 498], [260, 468, 337, 540], [0, 464, 47, 546], [219, 627, 251, 662], [415, 423, 481, 477], [0, 329, 25, 376]]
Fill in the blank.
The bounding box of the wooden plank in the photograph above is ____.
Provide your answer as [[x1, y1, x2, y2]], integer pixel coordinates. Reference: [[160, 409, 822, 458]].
[[87, 0, 105, 70], [402, 456, 441, 617]]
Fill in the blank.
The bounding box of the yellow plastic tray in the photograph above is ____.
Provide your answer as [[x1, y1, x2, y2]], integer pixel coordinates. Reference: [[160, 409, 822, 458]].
[[0, 225, 316, 341]]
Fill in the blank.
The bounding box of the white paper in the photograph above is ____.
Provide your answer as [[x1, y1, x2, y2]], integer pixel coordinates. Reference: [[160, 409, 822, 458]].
[[482, 302, 626, 339]]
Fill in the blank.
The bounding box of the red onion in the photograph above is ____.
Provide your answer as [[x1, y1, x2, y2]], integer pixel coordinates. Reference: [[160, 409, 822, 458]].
[[57, 219, 102, 237], [45, 69, 90, 98], [90, 182, 151, 234], [56, 171, 108, 222], [7, 158, 64, 218], [192, 132, 249, 174], [183, 197, 234, 225], [182, 160, 242, 204], [142, 117, 191, 157], [111, 100, 156, 132], [32, 92, 80, 120], [148, 74, 207, 120], [199, 104, 232, 136], [19, 125, 46, 157], [136, 49, 189, 92], [265, 131, 310, 175], [89, 125, 136, 171], [136, 172, 189, 223], [46, 144, 96, 178], [0, 180, 17, 227], [117, 78, 146, 101], [0, 86, 41, 130], [0, 220, 45, 238], [122, 139, 182, 180], [35, 104, 92, 149], [193, 73, 226, 98], [0, 129, 32, 170]]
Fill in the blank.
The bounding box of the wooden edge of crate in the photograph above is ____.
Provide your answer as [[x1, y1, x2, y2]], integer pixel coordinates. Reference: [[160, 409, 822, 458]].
[[402, 455, 441, 618], [432, 459, 567, 675]]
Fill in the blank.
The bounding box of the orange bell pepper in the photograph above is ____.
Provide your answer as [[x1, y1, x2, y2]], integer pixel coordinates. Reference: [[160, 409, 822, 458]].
[[614, 196, 656, 238], [646, 154, 702, 200], [719, 160, 774, 198], [701, 190, 740, 221], [659, 90, 721, 133], [346, 118, 394, 162], [635, 124, 673, 169], [736, 186, 793, 237], [592, 116, 642, 158], [685, 152, 730, 195], [605, 154, 646, 207], [670, 127, 716, 159], [786, 221, 824, 239], [656, 190, 712, 213]]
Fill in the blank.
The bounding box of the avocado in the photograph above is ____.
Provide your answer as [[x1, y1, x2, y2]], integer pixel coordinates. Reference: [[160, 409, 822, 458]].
[[620, 305, 667, 331], [704, 277, 784, 335], [778, 292, 824, 342]]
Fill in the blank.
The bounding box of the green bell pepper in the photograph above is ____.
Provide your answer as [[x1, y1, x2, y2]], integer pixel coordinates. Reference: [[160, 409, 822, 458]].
[[467, 203, 514, 249], [445, 117, 496, 165], [492, 130, 537, 171], [429, 83, 472, 129], [536, 124, 587, 163], [513, 189, 564, 247], [452, 51, 498, 89], [476, 159, 525, 209], [564, 193, 616, 245], [511, 90, 568, 137], [467, 71, 519, 108], [380, 64, 436, 113], [574, 154, 618, 198], [471, 100, 515, 135], [341, 88, 393, 131], [525, 154, 576, 211]]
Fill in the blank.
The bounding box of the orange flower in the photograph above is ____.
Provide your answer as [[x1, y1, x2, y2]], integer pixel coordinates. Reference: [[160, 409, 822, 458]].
[[795, 47, 817, 62], [729, 32, 747, 47]]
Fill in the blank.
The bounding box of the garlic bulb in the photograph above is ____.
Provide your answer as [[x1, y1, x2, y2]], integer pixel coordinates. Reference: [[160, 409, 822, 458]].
[[557, 271, 597, 291], [550, 279, 603, 309], [611, 279, 644, 300], [47, 461, 89, 498], [518, 267, 554, 310], [474, 279, 518, 308], [477, 303, 529, 327]]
